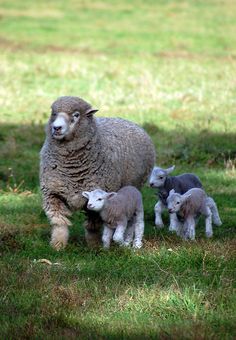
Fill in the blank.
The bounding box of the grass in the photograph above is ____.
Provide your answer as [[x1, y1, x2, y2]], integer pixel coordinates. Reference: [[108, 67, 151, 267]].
[[0, 0, 236, 338]]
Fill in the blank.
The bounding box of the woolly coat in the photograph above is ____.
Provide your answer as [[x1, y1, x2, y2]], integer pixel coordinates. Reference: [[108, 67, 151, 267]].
[[158, 174, 202, 206], [40, 97, 155, 216], [100, 186, 143, 228], [175, 188, 207, 221]]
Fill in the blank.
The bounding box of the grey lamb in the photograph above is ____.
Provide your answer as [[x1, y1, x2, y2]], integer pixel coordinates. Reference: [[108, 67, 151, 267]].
[[82, 186, 144, 249], [149, 165, 202, 231], [40, 96, 155, 250], [167, 188, 222, 240]]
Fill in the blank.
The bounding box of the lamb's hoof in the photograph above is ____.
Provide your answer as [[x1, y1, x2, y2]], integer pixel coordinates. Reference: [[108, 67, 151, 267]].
[[50, 239, 66, 251], [155, 223, 164, 229], [169, 225, 178, 232], [133, 242, 142, 249], [206, 231, 213, 238], [123, 241, 132, 247], [215, 220, 222, 227], [113, 236, 124, 245]]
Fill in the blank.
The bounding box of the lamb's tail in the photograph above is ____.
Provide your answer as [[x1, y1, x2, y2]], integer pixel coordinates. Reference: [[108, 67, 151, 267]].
[[206, 197, 222, 226]]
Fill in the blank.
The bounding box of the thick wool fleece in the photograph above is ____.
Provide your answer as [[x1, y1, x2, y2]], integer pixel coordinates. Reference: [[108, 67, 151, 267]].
[[40, 96, 155, 248]]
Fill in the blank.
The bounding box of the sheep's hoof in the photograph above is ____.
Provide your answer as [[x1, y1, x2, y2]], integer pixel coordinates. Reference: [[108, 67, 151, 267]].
[[155, 223, 164, 229], [169, 225, 178, 232], [133, 242, 142, 249], [50, 240, 66, 251], [206, 231, 213, 238], [123, 241, 132, 247]]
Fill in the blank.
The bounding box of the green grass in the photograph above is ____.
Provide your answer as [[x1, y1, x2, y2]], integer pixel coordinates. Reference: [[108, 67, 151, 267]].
[[0, 0, 236, 338]]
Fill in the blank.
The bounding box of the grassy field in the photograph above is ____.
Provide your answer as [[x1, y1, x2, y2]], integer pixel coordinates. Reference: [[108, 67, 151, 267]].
[[0, 0, 236, 338]]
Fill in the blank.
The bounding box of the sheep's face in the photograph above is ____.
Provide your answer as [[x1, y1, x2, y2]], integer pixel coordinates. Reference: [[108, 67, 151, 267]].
[[82, 189, 107, 212], [167, 189, 191, 213], [49, 96, 98, 141], [50, 111, 81, 140], [167, 192, 183, 213], [149, 165, 175, 188]]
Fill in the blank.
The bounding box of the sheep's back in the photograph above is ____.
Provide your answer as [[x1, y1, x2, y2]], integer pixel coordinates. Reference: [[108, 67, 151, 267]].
[[96, 117, 155, 189]]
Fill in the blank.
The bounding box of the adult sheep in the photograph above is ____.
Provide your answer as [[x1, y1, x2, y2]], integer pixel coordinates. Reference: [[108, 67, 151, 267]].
[[40, 96, 156, 250]]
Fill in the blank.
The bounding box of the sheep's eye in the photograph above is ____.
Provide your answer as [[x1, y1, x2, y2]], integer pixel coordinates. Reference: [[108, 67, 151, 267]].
[[51, 112, 57, 117], [159, 176, 163, 180], [97, 198, 102, 201], [73, 111, 80, 118], [176, 201, 180, 204]]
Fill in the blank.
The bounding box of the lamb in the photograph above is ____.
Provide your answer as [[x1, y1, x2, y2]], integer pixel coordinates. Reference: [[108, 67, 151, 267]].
[[82, 186, 144, 249], [166, 188, 222, 240], [149, 165, 202, 231], [40, 96, 155, 250]]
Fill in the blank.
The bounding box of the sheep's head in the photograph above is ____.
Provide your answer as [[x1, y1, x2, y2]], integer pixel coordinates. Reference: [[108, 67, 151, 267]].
[[167, 189, 191, 213], [49, 96, 98, 140], [82, 189, 116, 212], [149, 165, 175, 188]]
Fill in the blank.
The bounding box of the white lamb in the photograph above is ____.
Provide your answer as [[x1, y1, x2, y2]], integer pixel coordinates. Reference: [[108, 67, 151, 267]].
[[167, 188, 222, 240], [82, 186, 144, 249]]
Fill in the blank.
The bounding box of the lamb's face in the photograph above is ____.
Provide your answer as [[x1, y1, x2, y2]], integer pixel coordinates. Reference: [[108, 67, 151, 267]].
[[82, 189, 107, 212], [167, 192, 182, 213], [49, 96, 98, 141], [149, 168, 166, 188]]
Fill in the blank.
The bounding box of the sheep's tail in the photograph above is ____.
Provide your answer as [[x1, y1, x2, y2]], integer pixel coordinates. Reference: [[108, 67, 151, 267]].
[[206, 197, 222, 226]]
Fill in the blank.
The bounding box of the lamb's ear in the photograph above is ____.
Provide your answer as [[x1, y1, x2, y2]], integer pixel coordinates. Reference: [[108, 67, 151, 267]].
[[85, 108, 99, 116], [82, 191, 90, 199], [169, 189, 175, 195], [165, 165, 175, 175], [182, 193, 191, 202], [106, 192, 117, 199]]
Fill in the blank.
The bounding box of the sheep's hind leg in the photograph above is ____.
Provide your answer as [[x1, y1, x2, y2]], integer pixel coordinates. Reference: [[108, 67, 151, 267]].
[[204, 206, 213, 238], [154, 200, 165, 228], [45, 195, 72, 251], [102, 225, 114, 249], [84, 210, 102, 248]]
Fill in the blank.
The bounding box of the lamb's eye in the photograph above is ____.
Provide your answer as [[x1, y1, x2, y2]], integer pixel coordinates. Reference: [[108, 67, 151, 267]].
[[97, 198, 102, 201], [176, 201, 180, 204], [159, 176, 163, 180], [73, 111, 80, 118]]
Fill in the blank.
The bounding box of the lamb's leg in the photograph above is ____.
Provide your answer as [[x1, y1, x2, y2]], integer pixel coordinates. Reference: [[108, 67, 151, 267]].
[[183, 216, 195, 240], [102, 225, 114, 249], [206, 197, 222, 226], [169, 213, 181, 232], [204, 206, 213, 238], [113, 221, 127, 245], [133, 209, 144, 249], [44, 195, 72, 251], [154, 200, 165, 228], [84, 210, 102, 248], [123, 220, 134, 247]]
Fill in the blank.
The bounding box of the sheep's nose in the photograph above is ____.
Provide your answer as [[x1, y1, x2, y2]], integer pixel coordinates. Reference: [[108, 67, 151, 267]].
[[53, 126, 62, 132], [168, 209, 173, 214], [87, 203, 93, 208], [150, 182, 154, 187]]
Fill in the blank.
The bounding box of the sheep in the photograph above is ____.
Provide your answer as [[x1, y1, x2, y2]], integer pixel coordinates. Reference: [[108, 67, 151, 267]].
[[40, 96, 155, 250], [166, 188, 222, 240], [149, 165, 202, 231], [82, 186, 144, 249]]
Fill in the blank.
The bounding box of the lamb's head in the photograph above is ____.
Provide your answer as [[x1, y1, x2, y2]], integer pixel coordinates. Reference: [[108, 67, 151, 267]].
[[149, 165, 175, 188], [82, 189, 116, 212], [49, 96, 98, 141], [167, 189, 191, 213]]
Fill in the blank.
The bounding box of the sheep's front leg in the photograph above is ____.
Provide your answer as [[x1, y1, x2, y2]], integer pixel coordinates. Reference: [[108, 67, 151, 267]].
[[204, 207, 213, 238], [84, 210, 102, 248], [113, 222, 127, 245], [154, 200, 165, 228], [44, 194, 72, 251], [183, 216, 195, 240], [123, 221, 135, 247], [102, 225, 114, 249], [169, 213, 181, 232], [133, 210, 144, 249]]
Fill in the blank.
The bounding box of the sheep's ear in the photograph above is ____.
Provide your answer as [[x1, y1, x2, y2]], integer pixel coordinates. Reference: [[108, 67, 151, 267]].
[[106, 192, 117, 199], [165, 165, 175, 175], [169, 189, 175, 195], [82, 191, 90, 199], [182, 193, 191, 202], [85, 108, 99, 116]]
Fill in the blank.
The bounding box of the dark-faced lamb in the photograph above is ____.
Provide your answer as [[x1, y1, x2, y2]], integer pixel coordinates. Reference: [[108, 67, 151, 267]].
[[82, 186, 144, 249], [40, 96, 155, 250], [166, 188, 222, 240], [149, 165, 202, 231]]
